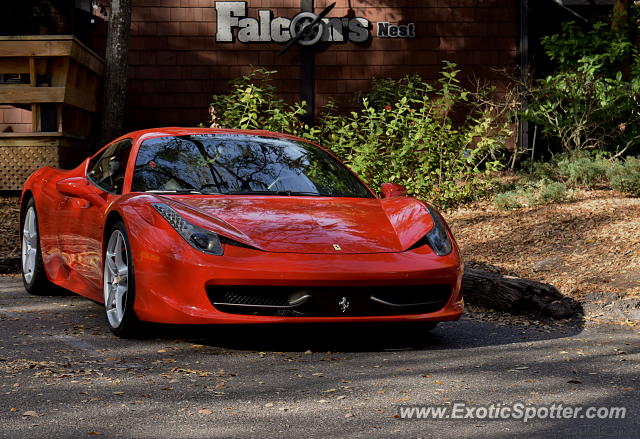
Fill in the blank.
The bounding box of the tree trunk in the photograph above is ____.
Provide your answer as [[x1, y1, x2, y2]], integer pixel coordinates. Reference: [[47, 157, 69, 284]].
[[612, 0, 631, 80], [462, 268, 581, 319], [612, 0, 630, 32], [98, 0, 132, 148]]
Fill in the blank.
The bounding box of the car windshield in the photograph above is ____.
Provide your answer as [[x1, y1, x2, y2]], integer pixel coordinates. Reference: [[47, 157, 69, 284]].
[[131, 134, 374, 198]]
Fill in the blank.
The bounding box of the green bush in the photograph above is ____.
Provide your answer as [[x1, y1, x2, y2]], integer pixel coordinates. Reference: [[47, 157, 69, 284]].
[[524, 17, 640, 155], [555, 153, 612, 187], [538, 181, 569, 203], [208, 64, 511, 207], [523, 152, 614, 188], [494, 191, 524, 209], [524, 159, 561, 182], [608, 157, 640, 196], [208, 67, 309, 136], [499, 153, 640, 207], [494, 180, 571, 209], [314, 63, 510, 207]]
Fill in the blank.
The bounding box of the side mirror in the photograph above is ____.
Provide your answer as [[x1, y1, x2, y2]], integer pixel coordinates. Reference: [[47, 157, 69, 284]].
[[56, 177, 105, 207], [381, 182, 408, 198]]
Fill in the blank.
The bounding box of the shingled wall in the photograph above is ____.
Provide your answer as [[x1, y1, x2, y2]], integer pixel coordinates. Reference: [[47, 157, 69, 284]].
[[94, 0, 518, 130]]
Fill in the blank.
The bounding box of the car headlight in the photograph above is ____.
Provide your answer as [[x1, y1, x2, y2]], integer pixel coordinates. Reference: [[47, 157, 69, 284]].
[[152, 203, 223, 255], [424, 205, 453, 256]]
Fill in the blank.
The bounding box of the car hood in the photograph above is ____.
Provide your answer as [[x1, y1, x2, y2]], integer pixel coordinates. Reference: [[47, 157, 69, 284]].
[[162, 196, 434, 254]]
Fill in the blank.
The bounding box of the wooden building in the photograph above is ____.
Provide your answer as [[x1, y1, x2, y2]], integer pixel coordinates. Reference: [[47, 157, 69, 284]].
[[0, 35, 103, 190], [109, 0, 519, 130]]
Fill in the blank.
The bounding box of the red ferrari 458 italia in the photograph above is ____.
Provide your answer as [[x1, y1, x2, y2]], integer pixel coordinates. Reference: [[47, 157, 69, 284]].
[[20, 128, 463, 337]]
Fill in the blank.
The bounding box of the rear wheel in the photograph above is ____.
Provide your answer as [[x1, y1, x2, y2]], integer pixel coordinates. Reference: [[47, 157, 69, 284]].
[[21, 198, 56, 295], [103, 221, 140, 337]]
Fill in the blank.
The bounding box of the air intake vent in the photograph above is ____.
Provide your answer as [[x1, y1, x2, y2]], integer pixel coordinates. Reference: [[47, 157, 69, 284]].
[[207, 285, 452, 317]]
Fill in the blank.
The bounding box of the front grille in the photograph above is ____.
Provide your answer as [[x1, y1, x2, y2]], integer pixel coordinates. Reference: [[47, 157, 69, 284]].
[[219, 291, 290, 307], [207, 284, 452, 317]]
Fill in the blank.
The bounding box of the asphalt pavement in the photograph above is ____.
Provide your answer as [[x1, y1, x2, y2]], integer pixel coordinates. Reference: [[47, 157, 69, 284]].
[[0, 275, 638, 438]]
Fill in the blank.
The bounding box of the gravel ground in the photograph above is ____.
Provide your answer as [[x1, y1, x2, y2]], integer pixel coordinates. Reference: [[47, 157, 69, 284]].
[[0, 194, 20, 260], [0, 276, 638, 439]]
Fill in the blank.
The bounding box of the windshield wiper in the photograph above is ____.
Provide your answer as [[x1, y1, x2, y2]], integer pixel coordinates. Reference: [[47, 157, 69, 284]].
[[145, 189, 202, 194], [288, 191, 333, 197], [223, 190, 332, 196], [224, 190, 290, 196]]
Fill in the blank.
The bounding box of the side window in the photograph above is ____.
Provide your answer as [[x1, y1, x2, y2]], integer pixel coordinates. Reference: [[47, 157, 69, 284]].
[[88, 139, 133, 194]]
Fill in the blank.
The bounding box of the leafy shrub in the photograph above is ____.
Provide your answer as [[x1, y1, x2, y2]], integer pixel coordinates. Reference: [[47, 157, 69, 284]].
[[311, 64, 511, 207], [523, 152, 615, 188], [524, 18, 640, 155], [524, 159, 561, 182], [208, 64, 511, 207], [538, 181, 569, 203], [608, 157, 640, 196], [208, 67, 309, 136], [498, 153, 640, 208], [494, 191, 524, 209], [494, 180, 570, 210], [554, 153, 612, 187]]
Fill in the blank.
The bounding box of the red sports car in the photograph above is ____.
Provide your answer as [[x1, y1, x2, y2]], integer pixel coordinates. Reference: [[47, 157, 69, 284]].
[[20, 128, 463, 337]]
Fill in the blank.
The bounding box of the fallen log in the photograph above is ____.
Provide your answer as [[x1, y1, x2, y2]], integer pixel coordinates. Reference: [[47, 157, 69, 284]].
[[462, 268, 582, 319]]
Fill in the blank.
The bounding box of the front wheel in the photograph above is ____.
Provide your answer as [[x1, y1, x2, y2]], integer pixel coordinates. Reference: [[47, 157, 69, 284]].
[[21, 198, 57, 295], [103, 221, 140, 337]]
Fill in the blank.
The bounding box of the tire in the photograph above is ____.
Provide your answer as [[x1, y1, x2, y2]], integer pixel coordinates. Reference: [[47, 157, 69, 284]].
[[21, 198, 57, 295], [103, 221, 140, 337]]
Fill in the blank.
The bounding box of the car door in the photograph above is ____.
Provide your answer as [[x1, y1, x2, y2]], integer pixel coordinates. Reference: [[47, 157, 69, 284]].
[[59, 139, 133, 300]]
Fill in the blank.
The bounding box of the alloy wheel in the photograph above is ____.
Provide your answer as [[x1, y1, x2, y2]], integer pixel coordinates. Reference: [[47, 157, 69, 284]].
[[21, 206, 37, 284], [104, 229, 129, 328]]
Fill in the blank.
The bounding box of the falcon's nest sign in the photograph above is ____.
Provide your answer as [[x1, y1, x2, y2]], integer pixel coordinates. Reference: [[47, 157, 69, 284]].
[[215, 1, 415, 46]]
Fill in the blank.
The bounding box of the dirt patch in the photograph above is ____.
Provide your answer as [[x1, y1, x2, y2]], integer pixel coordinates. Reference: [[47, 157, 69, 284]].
[[446, 190, 640, 302], [0, 195, 20, 260]]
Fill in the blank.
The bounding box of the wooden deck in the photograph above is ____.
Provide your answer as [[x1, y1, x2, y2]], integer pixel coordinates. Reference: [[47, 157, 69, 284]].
[[0, 35, 103, 190]]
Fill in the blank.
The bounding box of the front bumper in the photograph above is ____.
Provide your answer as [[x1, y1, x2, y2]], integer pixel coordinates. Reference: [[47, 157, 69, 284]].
[[129, 230, 464, 325]]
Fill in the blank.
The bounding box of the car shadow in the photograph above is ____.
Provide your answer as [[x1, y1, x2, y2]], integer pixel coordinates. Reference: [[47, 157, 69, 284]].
[[138, 311, 585, 353]]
